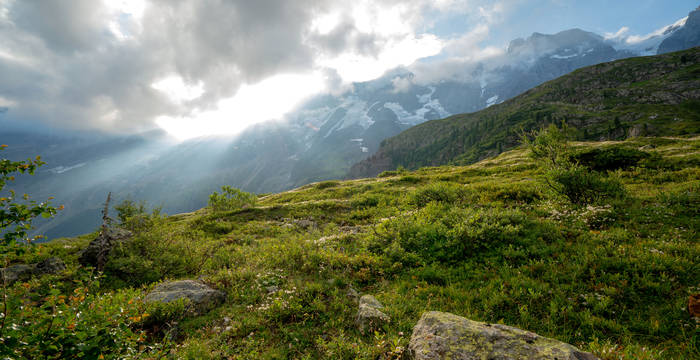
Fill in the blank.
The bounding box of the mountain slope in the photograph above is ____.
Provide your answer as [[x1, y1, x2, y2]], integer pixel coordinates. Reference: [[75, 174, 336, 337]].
[[349, 47, 700, 178], [658, 7, 700, 53], [21, 136, 700, 358]]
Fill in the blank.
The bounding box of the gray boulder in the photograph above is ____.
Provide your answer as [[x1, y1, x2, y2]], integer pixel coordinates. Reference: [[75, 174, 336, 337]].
[[1, 257, 66, 285], [409, 311, 599, 360], [145, 280, 225, 314], [78, 227, 132, 269], [356, 295, 390, 333], [1, 264, 35, 285], [35, 257, 66, 274]]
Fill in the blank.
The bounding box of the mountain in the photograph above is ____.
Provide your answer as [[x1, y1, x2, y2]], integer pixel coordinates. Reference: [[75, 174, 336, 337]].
[[5, 8, 700, 238], [658, 7, 700, 53], [349, 47, 700, 177]]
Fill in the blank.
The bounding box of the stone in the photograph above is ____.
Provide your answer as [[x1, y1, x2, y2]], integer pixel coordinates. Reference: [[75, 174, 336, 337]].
[[356, 295, 390, 333], [294, 219, 316, 229], [35, 257, 66, 274], [145, 280, 225, 314], [347, 286, 360, 302], [409, 311, 600, 360], [360, 294, 385, 309], [79, 227, 132, 268], [1, 264, 34, 285], [1, 257, 66, 285]]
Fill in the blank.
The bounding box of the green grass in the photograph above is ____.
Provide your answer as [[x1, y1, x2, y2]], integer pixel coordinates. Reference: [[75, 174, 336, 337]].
[[12, 136, 700, 359]]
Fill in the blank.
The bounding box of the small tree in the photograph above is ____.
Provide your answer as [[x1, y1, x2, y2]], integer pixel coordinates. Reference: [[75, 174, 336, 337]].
[[0, 145, 59, 256], [521, 124, 626, 205], [208, 186, 256, 212]]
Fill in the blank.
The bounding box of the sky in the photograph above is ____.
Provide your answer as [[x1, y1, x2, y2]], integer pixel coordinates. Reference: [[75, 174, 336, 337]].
[[0, 0, 697, 140]]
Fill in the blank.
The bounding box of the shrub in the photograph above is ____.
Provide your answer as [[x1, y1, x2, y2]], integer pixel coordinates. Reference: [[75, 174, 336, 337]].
[[315, 180, 339, 190], [410, 182, 468, 206], [208, 186, 256, 212], [571, 146, 651, 171], [115, 199, 163, 233], [522, 123, 626, 205], [0, 146, 58, 252], [548, 166, 626, 205], [371, 203, 553, 265]]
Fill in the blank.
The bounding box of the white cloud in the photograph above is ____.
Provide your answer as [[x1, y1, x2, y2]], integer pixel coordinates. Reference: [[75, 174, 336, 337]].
[[0, 0, 507, 138], [391, 76, 414, 93], [156, 72, 324, 140], [152, 75, 204, 103]]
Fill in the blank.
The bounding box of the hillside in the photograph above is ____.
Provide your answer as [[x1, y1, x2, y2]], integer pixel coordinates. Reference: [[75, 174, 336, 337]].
[[5, 136, 699, 359], [349, 47, 700, 178]]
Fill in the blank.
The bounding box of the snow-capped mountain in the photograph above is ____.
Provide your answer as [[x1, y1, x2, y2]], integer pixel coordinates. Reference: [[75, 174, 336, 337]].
[[7, 8, 700, 239]]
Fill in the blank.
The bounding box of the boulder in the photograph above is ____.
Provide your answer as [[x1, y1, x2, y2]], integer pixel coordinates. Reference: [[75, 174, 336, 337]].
[[1, 264, 35, 285], [356, 295, 390, 333], [1, 257, 66, 285], [145, 280, 225, 314], [78, 227, 132, 268], [409, 311, 599, 360], [35, 257, 66, 274]]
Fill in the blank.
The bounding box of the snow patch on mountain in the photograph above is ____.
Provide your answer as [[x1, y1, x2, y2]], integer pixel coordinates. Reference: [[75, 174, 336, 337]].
[[486, 95, 500, 107], [607, 16, 688, 55]]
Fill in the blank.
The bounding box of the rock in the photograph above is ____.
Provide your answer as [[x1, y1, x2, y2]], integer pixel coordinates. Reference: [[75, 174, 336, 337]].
[[294, 219, 316, 229], [1, 257, 66, 285], [78, 227, 132, 268], [1, 264, 34, 285], [356, 295, 390, 333], [145, 280, 225, 314], [347, 287, 360, 302], [35, 257, 66, 274], [360, 294, 384, 309], [408, 311, 600, 360]]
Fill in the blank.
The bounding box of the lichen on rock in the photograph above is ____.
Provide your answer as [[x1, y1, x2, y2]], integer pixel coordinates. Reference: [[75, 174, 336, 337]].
[[408, 311, 599, 360]]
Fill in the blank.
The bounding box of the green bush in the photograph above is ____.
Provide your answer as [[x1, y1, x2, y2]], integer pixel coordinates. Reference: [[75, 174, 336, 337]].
[[522, 124, 627, 205], [0, 273, 168, 359], [114, 199, 163, 233], [372, 203, 555, 265], [571, 146, 651, 171], [410, 182, 468, 206], [548, 166, 626, 205], [208, 186, 256, 212], [315, 181, 340, 190]]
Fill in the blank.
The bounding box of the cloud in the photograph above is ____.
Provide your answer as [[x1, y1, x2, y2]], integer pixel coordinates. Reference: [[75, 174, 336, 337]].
[[0, 0, 503, 136]]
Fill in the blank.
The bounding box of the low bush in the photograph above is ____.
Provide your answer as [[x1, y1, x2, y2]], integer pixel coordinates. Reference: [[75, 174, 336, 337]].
[[572, 146, 651, 171], [410, 182, 468, 206], [115, 199, 163, 233], [208, 186, 257, 212], [547, 165, 626, 205], [315, 181, 340, 190], [372, 203, 559, 265]]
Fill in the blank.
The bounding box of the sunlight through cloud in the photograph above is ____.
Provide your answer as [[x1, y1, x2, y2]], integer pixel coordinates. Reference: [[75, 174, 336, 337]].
[[156, 72, 324, 140]]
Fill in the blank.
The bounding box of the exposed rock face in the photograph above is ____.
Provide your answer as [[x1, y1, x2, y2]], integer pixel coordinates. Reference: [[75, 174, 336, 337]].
[[1, 257, 66, 285], [409, 311, 599, 360], [78, 227, 132, 269], [658, 7, 700, 54], [145, 280, 225, 314], [356, 295, 390, 333]]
